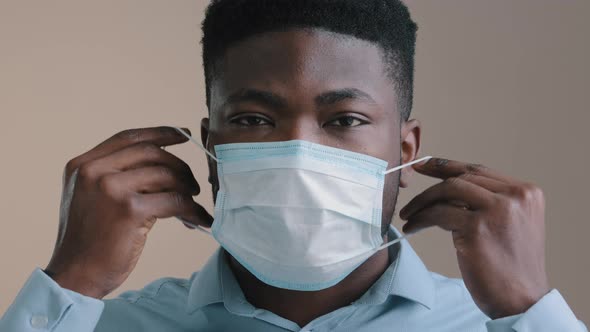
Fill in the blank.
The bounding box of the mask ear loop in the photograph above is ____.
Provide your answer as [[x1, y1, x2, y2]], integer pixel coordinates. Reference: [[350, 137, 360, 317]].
[[171, 130, 431, 240], [172, 126, 220, 163], [171, 126, 218, 236], [343, 230, 416, 265], [382, 156, 432, 175], [375, 233, 413, 251], [371, 155, 433, 248]]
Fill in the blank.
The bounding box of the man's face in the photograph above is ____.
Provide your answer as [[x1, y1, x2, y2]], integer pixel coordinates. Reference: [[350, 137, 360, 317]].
[[202, 28, 415, 231]]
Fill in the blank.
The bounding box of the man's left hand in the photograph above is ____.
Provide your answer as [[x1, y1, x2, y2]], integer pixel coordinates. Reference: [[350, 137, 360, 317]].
[[399, 158, 551, 319]]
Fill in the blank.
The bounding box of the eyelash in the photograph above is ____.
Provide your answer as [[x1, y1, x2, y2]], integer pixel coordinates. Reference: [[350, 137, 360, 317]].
[[228, 113, 369, 128], [324, 115, 369, 128], [229, 114, 273, 127]]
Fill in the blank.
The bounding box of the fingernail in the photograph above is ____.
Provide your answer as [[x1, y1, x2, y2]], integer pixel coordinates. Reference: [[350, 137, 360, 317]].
[[179, 217, 197, 229], [183, 222, 196, 229]]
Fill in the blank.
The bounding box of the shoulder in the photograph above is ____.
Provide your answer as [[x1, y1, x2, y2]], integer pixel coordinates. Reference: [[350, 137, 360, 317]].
[[115, 274, 194, 306], [95, 273, 200, 331]]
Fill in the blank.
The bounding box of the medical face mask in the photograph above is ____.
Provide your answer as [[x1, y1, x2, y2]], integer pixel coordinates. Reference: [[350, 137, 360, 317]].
[[173, 127, 431, 291]]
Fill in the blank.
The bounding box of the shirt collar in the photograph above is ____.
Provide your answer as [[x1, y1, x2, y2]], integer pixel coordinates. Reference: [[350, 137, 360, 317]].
[[186, 247, 224, 313], [186, 226, 435, 314], [354, 226, 435, 309]]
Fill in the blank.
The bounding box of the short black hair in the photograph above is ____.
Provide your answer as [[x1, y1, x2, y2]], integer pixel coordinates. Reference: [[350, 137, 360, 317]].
[[201, 0, 418, 121]]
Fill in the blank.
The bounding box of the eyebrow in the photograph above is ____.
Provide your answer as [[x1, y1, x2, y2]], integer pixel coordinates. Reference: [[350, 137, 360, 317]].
[[220, 87, 376, 111], [315, 88, 377, 106], [223, 89, 287, 110]]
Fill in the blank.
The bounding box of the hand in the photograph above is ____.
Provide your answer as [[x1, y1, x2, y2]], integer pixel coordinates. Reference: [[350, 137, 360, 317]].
[[399, 158, 550, 319], [45, 126, 213, 299]]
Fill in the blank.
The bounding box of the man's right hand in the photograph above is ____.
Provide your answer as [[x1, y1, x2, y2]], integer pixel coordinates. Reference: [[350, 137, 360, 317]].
[[45, 126, 213, 299]]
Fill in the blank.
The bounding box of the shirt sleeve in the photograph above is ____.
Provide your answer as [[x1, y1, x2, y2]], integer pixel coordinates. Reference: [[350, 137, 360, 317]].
[[485, 289, 587, 332], [0, 268, 104, 332]]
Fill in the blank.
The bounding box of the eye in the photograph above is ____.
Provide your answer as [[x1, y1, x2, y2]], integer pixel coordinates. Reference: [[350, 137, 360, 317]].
[[229, 114, 272, 127], [325, 115, 368, 128]]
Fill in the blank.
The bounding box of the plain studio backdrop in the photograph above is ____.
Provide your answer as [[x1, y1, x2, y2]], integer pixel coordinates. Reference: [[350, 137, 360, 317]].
[[1, 0, 588, 322]]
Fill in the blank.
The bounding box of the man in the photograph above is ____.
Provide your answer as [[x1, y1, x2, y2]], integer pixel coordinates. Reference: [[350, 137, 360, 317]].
[[1, 0, 586, 331]]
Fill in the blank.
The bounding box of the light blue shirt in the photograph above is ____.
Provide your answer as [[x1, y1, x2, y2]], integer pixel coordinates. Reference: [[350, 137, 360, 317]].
[[1, 227, 586, 331]]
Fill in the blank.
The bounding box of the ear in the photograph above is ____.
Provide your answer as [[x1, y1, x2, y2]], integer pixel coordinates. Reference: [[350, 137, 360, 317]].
[[201, 118, 215, 185], [201, 118, 210, 148], [399, 119, 421, 188]]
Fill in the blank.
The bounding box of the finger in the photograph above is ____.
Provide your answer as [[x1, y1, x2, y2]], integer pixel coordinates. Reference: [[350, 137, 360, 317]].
[[402, 203, 472, 234], [66, 126, 192, 178], [103, 166, 199, 195], [136, 192, 213, 228], [399, 177, 493, 220], [88, 142, 199, 190], [459, 173, 507, 194], [413, 158, 519, 184]]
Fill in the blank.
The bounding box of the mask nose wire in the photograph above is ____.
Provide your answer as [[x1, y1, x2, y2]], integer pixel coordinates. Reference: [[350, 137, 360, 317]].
[[382, 156, 432, 175], [172, 126, 220, 163]]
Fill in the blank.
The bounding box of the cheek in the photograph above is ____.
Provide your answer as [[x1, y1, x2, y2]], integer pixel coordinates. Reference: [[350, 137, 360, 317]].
[[368, 115, 402, 163], [382, 171, 401, 209], [206, 120, 238, 145], [379, 171, 402, 231]]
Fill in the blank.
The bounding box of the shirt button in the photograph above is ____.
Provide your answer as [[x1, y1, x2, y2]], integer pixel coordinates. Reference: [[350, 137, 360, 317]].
[[30, 315, 49, 329]]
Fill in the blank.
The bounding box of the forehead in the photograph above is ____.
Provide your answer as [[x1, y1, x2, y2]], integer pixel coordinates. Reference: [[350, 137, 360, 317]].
[[210, 28, 394, 108]]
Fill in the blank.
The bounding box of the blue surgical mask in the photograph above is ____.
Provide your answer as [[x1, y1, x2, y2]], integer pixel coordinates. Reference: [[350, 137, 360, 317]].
[[174, 127, 431, 291]]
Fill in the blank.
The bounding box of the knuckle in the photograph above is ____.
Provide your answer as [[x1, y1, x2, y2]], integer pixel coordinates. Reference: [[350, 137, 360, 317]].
[[511, 183, 543, 202], [458, 172, 473, 181], [431, 158, 449, 167], [122, 193, 141, 215], [64, 158, 80, 176], [116, 129, 144, 143], [179, 160, 193, 174], [470, 217, 488, 237], [180, 165, 198, 186], [534, 186, 546, 204], [465, 163, 487, 174], [77, 162, 97, 181], [526, 183, 545, 202], [515, 186, 528, 200], [444, 177, 461, 187], [97, 175, 117, 193], [499, 196, 520, 216], [138, 142, 163, 158], [155, 166, 174, 179], [169, 192, 187, 209]]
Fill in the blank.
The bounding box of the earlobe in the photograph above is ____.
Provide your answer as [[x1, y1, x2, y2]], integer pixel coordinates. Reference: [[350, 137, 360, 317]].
[[399, 119, 422, 188]]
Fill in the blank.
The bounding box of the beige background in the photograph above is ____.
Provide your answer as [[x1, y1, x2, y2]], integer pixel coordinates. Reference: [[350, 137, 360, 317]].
[[1, 0, 588, 322]]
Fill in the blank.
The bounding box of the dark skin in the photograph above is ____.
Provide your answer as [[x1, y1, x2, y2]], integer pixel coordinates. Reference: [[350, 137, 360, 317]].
[[45, 28, 550, 327], [202, 29, 413, 325]]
